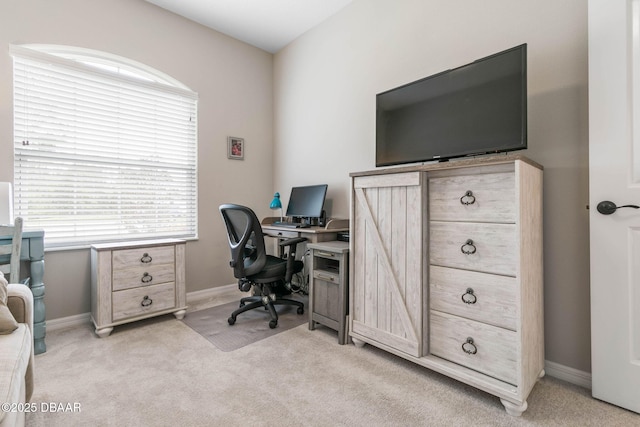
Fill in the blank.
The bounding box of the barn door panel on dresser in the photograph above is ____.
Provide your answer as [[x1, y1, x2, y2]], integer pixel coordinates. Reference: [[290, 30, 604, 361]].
[[349, 156, 544, 417], [351, 172, 423, 357]]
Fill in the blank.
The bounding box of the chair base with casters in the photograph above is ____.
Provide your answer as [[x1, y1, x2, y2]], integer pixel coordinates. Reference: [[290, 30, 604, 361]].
[[228, 280, 304, 329], [219, 203, 307, 329]]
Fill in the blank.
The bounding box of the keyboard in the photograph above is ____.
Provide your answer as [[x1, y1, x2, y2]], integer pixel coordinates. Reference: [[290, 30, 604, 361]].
[[272, 222, 310, 229]]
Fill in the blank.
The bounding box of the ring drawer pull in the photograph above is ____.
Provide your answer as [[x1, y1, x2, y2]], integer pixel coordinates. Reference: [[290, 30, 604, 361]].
[[461, 288, 477, 304], [460, 190, 476, 205], [141, 253, 152, 263], [461, 239, 477, 255], [141, 295, 153, 307], [462, 337, 477, 355], [141, 272, 153, 283]]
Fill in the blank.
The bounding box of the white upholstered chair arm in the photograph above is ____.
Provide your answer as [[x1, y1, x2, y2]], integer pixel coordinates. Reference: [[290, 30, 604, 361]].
[[7, 283, 34, 334], [6, 283, 35, 402]]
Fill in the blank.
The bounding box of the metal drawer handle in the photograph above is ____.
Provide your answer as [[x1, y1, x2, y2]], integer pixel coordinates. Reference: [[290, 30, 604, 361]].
[[461, 239, 477, 255], [141, 253, 152, 263], [460, 190, 476, 205], [462, 337, 477, 355], [317, 274, 335, 282], [141, 295, 153, 307], [316, 251, 335, 258], [461, 288, 477, 304], [141, 272, 153, 283]]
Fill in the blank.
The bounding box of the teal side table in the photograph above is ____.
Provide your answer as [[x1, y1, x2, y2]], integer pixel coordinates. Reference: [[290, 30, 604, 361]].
[[0, 228, 46, 354]]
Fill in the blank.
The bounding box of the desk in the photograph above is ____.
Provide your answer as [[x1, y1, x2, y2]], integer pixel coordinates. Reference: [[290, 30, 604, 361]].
[[261, 218, 348, 295], [0, 229, 46, 354], [261, 218, 349, 246]]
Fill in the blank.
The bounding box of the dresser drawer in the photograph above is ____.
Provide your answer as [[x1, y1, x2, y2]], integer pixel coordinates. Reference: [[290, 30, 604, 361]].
[[429, 172, 515, 223], [430, 266, 517, 331], [429, 222, 516, 276], [112, 245, 175, 270], [112, 282, 176, 321], [430, 310, 517, 385], [112, 263, 176, 291]]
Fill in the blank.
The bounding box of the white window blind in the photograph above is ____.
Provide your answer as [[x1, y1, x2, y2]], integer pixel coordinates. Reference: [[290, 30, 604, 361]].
[[11, 45, 198, 248]]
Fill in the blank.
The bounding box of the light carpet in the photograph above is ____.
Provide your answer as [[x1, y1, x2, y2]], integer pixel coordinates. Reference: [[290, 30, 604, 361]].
[[182, 296, 308, 352], [26, 309, 639, 426]]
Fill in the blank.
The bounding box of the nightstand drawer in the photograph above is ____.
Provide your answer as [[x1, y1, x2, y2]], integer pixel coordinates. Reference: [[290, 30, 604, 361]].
[[429, 222, 516, 276], [112, 282, 176, 321], [429, 172, 515, 223], [112, 245, 175, 270], [313, 269, 340, 285], [430, 310, 517, 385], [430, 266, 517, 331], [112, 263, 176, 291]]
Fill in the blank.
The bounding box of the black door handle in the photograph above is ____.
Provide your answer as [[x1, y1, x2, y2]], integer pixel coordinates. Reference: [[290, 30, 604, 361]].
[[597, 201, 640, 215]]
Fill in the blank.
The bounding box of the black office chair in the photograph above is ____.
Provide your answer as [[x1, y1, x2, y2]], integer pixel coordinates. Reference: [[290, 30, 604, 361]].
[[219, 204, 306, 329]]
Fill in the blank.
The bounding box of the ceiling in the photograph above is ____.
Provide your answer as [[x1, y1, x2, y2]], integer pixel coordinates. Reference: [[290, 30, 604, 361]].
[[145, 0, 353, 53]]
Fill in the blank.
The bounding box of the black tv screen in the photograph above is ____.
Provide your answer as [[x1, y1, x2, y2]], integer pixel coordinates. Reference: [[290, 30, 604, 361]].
[[376, 44, 527, 166]]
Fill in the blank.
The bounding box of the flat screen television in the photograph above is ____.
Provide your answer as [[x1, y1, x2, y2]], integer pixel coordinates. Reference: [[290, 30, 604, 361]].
[[376, 44, 527, 166], [285, 184, 328, 221]]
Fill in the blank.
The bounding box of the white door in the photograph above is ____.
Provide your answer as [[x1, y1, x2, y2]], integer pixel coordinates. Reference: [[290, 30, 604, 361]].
[[589, 0, 640, 413]]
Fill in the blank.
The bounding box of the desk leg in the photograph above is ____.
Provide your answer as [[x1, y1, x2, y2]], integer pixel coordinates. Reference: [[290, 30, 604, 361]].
[[30, 259, 46, 354]]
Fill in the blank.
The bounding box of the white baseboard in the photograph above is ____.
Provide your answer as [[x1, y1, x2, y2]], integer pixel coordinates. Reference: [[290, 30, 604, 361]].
[[46, 312, 91, 332], [544, 360, 592, 389], [186, 283, 236, 306], [45, 284, 237, 333]]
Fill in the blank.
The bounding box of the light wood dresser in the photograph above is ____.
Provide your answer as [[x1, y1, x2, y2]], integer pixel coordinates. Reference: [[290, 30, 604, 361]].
[[91, 239, 187, 337], [349, 155, 543, 416]]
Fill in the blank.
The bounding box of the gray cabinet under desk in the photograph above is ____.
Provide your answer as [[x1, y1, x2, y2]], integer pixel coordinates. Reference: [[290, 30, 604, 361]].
[[308, 241, 349, 344]]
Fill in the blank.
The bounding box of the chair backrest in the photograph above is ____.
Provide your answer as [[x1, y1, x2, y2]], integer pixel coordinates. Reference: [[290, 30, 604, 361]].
[[0, 216, 23, 282], [219, 204, 267, 279]]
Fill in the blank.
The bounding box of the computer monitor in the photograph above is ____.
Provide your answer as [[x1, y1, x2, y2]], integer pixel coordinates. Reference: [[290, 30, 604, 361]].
[[285, 184, 328, 221]]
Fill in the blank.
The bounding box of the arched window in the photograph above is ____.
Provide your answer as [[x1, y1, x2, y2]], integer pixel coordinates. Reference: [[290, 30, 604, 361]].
[[11, 45, 198, 248]]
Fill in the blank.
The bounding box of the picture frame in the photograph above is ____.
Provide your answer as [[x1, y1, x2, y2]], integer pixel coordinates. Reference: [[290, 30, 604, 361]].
[[227, 136, 244, 160]]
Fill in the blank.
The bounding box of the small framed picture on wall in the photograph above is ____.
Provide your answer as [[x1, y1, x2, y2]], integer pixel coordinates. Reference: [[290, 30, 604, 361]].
[[227, 136, 244, 160]]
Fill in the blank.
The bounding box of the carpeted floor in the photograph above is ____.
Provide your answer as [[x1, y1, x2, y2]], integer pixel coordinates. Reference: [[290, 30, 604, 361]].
[[26, 299, 640, 426]]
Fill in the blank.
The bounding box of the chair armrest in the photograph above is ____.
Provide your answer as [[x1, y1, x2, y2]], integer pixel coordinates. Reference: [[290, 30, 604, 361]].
[[279, 237, 307, 283], [278, 237, 307, 248], [7, 283, 34, 334]]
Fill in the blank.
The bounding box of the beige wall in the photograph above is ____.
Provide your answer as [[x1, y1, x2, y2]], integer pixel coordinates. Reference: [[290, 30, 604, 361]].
[[1, 0, 592, 374], [0, 0, 275, 318], [274, 0, 590, 372]]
